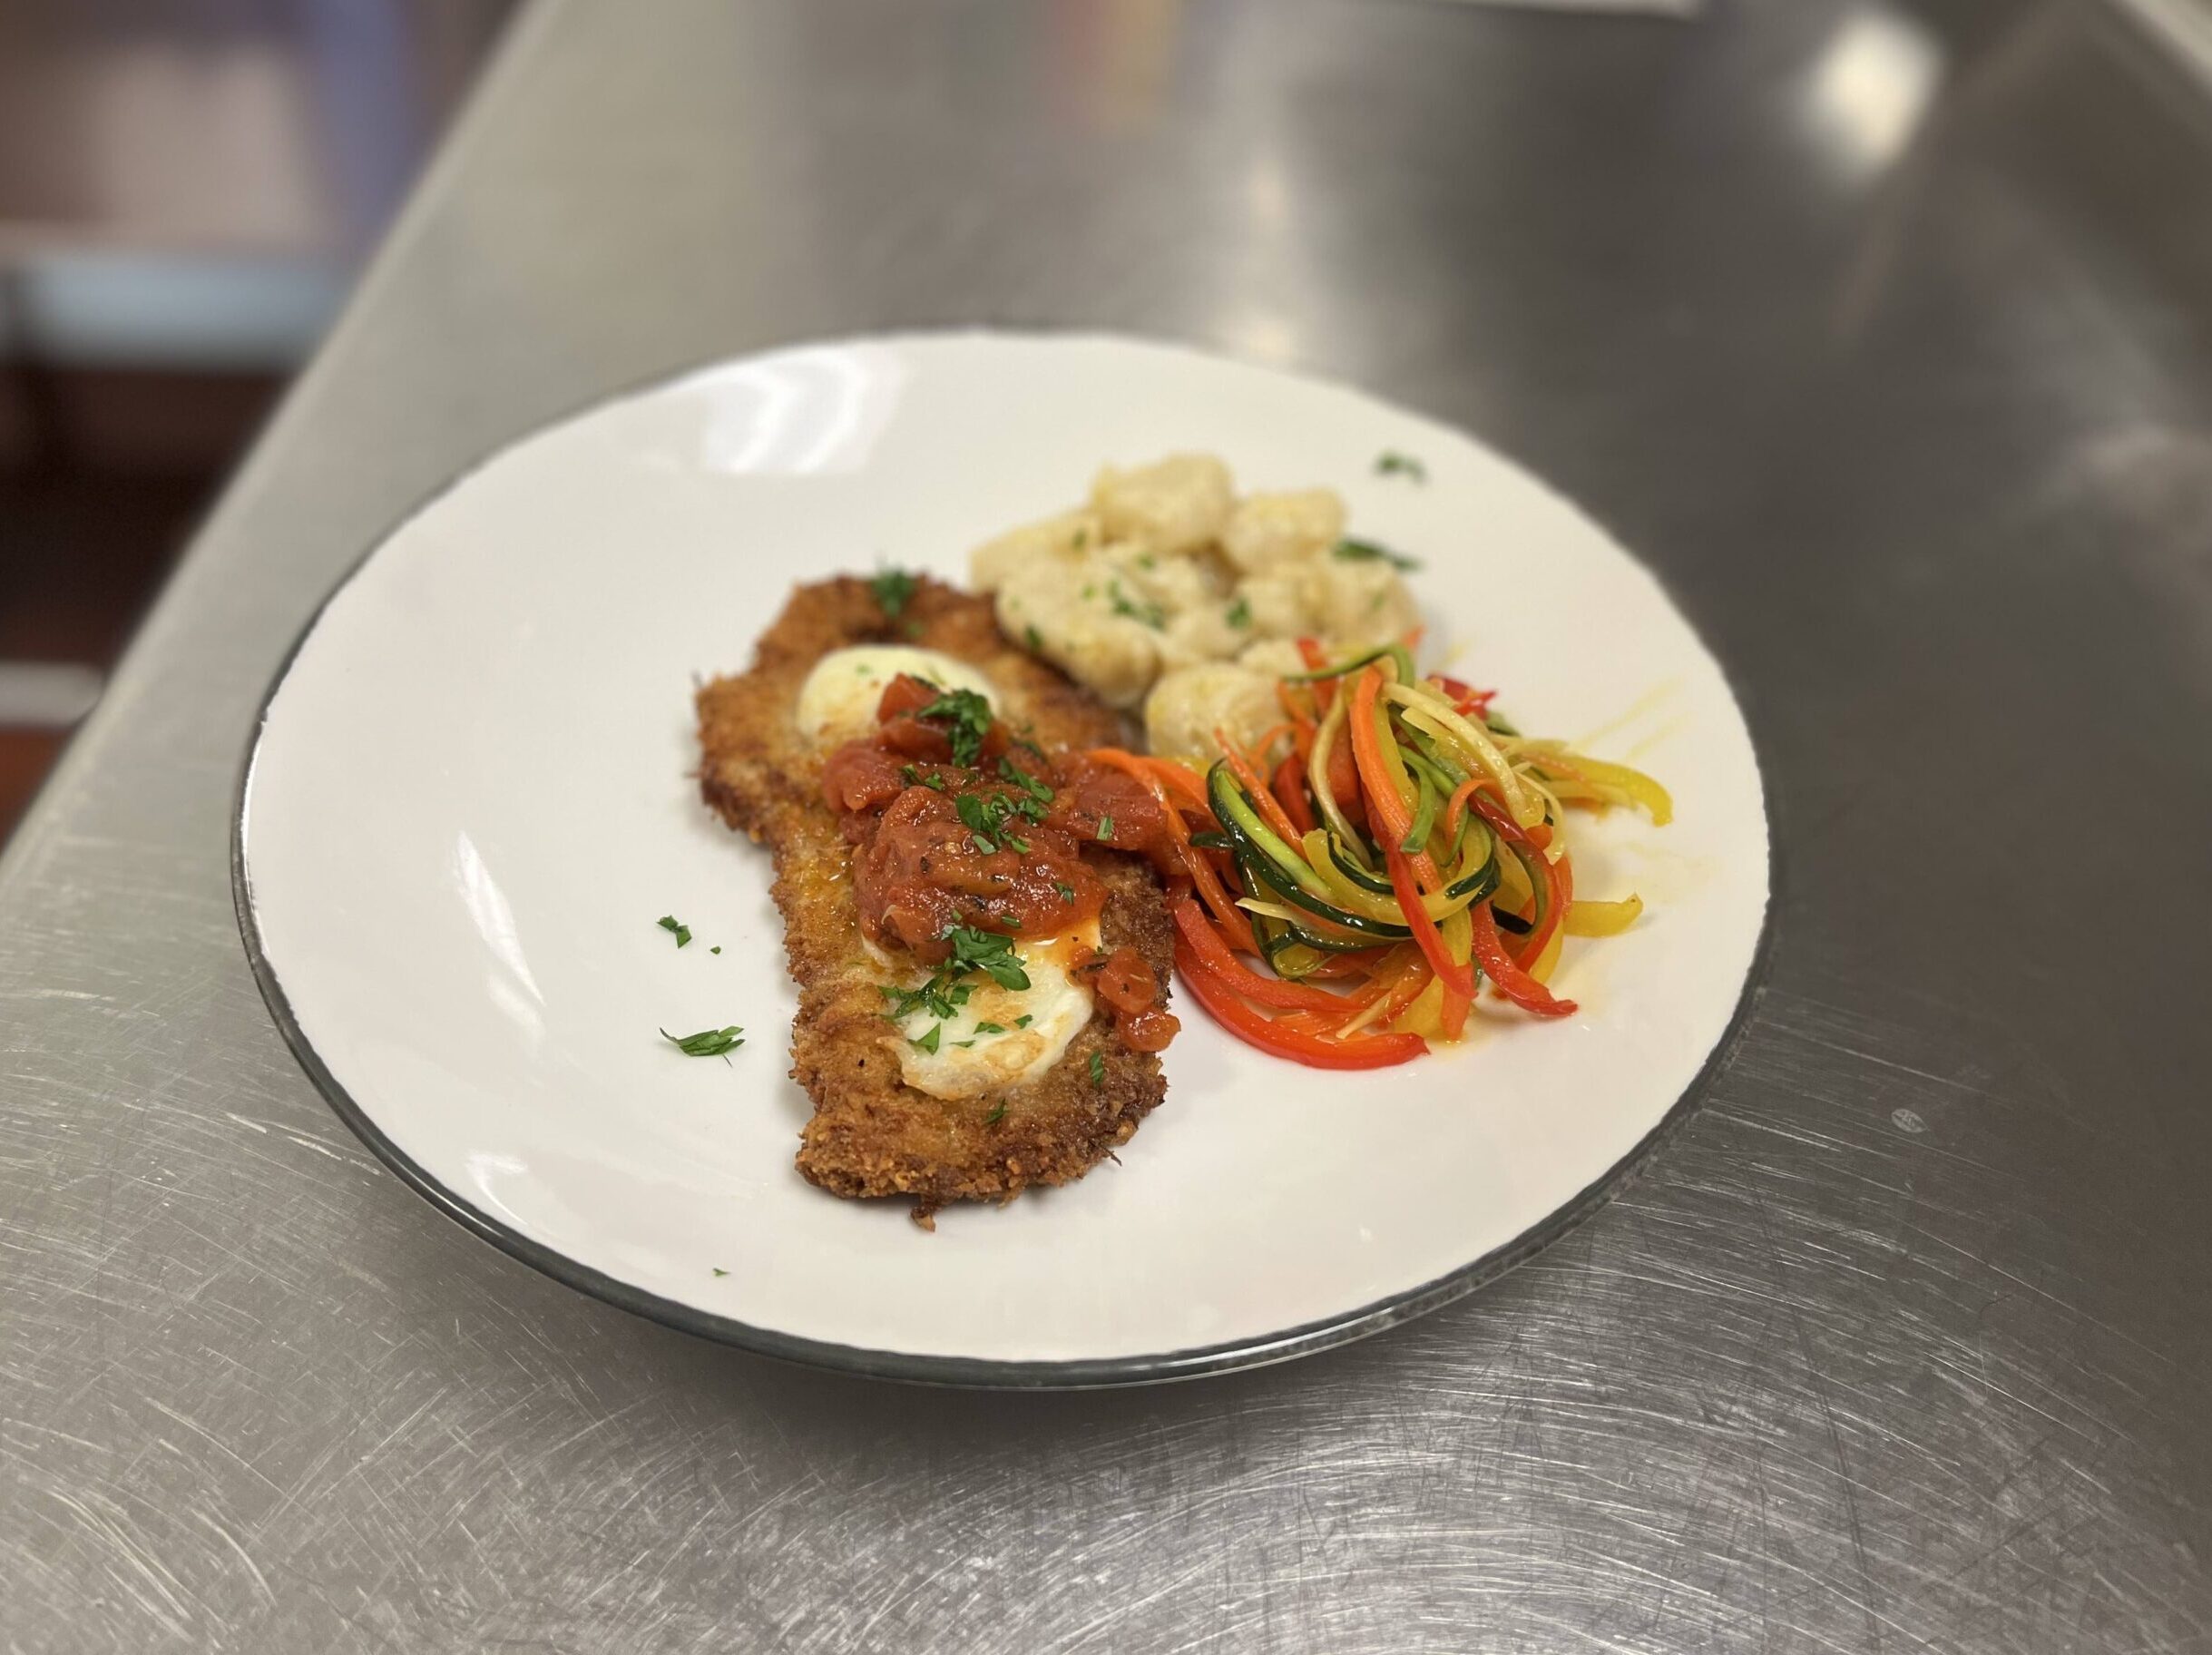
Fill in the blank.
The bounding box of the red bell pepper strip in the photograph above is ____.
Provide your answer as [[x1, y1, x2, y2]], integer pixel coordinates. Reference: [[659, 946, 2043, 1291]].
[[1171, 899, 1372, 1014], [1470, 903, 1577, 1018], [1175, 944, 1429, 1068], [1384, 844, 1476, 999]]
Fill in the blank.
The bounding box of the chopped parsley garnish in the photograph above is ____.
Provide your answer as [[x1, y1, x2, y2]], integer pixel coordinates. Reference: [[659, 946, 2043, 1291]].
[[710, 945, 722, 955], [880, 976, 972, 1023], [1226, 595, 1251, 629], [1375, 450, 1428, 482], [957, 786, 1045, 849], [984, 1103, 1008, 1124], [1014, 1014, 1033, 1029], [1024, 623, 1043, 652], [1089, 1050, 1106, 1088], [1096, 815, 1113, 840], [656, 915, 692, 947], [945, 925, 1031, 990], [1334, 536, 1422, 572], [711, 1267, 729, 1278], [879, 930, 1031, 1044], [1108, 582, 1167, 629], [956, 791, 1003, 850], [1055, 882, 1077, 905], [661, 1024, 744, 1057], [870, 567, 919, 618], [999, 756, 1057, 823], [916, 687, 993, 767]]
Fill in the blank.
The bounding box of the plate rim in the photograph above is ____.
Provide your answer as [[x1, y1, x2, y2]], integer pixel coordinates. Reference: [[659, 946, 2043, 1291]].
[[230, 326, 1775, 1389]]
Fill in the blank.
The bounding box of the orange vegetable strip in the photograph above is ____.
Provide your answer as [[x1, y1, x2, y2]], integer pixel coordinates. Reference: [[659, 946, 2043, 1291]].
[[1216, 729, 1306, 849], [1273, 753, 1317, 837], [1348, 668, 1449, 892], [1138, 755, 1212, 818], [1089, 748, 1256, 954], [1443, 778, 1483, 841]]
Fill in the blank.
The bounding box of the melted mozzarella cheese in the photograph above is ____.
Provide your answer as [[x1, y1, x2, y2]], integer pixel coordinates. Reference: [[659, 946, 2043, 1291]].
[[890, 926, 1101, 1100], [794, 646, 995, 747]]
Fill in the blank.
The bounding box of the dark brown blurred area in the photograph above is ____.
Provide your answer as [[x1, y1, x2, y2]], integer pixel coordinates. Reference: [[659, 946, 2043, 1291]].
[[0, 0, 516, 842]]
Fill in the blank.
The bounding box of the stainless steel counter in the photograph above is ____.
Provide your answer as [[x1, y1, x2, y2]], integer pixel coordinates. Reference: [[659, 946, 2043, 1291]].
[[5, 0, 2210, 1648]]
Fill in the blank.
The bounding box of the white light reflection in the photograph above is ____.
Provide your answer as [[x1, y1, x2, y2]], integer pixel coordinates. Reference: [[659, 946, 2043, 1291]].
[[687, 347, 907, 475], [1224, 308, 1301, 366], [1799, 9, 1943, 185], [453, 832, 545, 1033], [465, 1151, 532, 1226]]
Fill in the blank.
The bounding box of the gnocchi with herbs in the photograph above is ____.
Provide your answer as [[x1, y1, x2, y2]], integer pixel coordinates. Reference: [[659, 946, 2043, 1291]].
[[968, 455, 1419, 759]]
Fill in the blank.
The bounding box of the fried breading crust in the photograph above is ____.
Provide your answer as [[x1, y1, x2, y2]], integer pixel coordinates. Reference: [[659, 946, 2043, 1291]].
[[696, 576, 1174, 1219]]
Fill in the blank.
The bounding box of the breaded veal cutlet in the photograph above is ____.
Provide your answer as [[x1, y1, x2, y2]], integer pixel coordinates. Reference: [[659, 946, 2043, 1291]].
[[696, 575, 1174, 1223]]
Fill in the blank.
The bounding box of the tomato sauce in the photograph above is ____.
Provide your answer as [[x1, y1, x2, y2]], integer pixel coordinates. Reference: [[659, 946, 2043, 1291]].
[[817, 674, 1179, 1053]]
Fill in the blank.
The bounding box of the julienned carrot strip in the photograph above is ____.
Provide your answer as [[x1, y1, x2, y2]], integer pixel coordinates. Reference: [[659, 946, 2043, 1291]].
[[1443, 778, 1482, 841], [1216, 729, 1305, 849], [1089, 749, 1256, 954], [1347, 669, 1413, 840], [1348, 668, 1449, 892], [1273, 754, 1316, 837], [1139, 756, 1211, 818], [1171, 899, 1356, 1013], [1296, 637, 1337, 714]]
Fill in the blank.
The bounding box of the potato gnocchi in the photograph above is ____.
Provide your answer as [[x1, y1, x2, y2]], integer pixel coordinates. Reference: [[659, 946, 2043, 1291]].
[[968, 455, 1419, 760]]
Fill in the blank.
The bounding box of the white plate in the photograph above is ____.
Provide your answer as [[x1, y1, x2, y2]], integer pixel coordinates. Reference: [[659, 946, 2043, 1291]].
[[236, 332, 1767, 1386]]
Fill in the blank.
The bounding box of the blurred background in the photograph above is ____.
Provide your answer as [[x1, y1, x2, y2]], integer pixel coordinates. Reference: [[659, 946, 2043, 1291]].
[[0, 0, 516, 842]]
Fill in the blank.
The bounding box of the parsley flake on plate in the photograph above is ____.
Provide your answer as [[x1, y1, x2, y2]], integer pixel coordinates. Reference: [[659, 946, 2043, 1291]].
[[661, 1025, 743, 1057], [1334, 536, 1422, 572]]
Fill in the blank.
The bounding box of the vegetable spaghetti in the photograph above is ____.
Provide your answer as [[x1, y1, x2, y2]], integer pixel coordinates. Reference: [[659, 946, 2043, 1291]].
[[1091, 639, 1671, 1068]]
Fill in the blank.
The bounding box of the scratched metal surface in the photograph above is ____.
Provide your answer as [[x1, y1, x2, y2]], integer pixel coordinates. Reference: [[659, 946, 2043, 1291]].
[[5, 0, 2211, 1648]]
